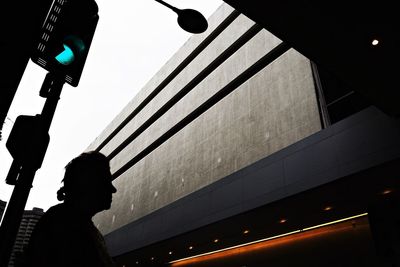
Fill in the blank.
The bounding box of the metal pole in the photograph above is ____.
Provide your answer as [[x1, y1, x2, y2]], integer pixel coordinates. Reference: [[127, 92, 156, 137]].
[[0, 73, 64, 267], [0, 169, 36, 267]]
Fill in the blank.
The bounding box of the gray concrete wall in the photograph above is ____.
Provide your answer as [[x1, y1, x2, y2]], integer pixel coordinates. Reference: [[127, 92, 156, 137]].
[[87, 3, 235, 150], [89, 3, 322, 235], [104, 106, 400, 256]]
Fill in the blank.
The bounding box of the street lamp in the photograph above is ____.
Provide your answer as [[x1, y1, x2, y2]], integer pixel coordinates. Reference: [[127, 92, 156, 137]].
[[154, 0, 208, 34]]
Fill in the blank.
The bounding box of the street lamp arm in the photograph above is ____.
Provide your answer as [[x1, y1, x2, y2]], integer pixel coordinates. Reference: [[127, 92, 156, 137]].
[[154, 0, 180, 13]]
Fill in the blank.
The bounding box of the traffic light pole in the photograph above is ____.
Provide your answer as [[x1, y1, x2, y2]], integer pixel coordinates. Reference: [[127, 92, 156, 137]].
[[0, 73, 64, 267]]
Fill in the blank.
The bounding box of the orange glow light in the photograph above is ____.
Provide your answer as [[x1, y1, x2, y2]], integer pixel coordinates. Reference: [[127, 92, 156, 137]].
[[170, 213, 368, 266]]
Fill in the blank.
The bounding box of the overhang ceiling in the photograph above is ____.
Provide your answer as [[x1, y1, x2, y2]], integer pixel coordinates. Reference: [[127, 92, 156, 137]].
[[223, 0, 399, 116], [114, 158, 400, 266]]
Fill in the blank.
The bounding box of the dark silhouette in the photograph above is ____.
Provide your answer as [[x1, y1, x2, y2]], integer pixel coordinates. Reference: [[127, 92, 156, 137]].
[[17, 151, 117, 267]]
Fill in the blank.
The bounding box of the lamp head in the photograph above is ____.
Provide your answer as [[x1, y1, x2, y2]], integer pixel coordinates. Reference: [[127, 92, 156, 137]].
[[176, 8, 208, 34]]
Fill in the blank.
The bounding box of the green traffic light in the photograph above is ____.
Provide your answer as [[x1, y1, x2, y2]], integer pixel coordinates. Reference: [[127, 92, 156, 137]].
[[55, 36, 86, 65], [55, 44, 75, 65]]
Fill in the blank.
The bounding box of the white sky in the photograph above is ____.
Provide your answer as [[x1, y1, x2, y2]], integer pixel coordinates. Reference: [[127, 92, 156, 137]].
[[0, 0, 223, 211]]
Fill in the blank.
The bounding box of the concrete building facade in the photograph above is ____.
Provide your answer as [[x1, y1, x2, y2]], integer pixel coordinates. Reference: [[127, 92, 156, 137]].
[[87, 3, 400, 267], [90, 3, 321, 235]]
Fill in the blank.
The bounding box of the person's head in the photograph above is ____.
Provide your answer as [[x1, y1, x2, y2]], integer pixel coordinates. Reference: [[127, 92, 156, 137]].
[[57, 151, 117, 215]]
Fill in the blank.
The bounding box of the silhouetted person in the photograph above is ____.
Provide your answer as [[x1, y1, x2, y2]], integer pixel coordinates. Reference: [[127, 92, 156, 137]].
[[17, 151, 117, 267]]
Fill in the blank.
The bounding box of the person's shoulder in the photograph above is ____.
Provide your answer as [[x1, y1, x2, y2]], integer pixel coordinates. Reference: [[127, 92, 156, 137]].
[[42, 203, 68, 218], [37, 203, 73, 227], [32, 203, 83, 243]]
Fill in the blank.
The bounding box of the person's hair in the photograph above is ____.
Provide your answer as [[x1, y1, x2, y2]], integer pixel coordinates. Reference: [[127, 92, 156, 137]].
[[57, 151, 109, 201]]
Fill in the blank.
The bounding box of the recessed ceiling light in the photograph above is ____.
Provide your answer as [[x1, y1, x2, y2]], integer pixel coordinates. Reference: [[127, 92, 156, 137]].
[[372, 39, 379, 46], [169, 251, 173, 255], [189, 246, 194, 250], [279, 219, 287, 224], [324, 206, 333, 211], [243, 229, 250, 234], [151, 257, 155, 261], [382, 189, 392, 195], [214, 239, 219, 243]]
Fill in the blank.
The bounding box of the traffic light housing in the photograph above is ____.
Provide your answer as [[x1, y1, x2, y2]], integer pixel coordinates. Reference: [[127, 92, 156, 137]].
[[5, 115, 50, 184], [31, 0, 99, 87]]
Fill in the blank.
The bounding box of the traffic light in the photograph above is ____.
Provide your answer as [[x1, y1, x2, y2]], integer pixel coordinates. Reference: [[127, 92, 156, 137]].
[[31, 0, 99, 87]]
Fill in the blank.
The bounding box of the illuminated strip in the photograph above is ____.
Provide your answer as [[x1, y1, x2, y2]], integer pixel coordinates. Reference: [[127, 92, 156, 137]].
[[169, 213, 368, 264]]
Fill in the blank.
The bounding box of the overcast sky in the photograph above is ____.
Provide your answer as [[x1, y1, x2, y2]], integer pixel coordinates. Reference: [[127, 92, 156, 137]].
[[0, 0, 223, 211]]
